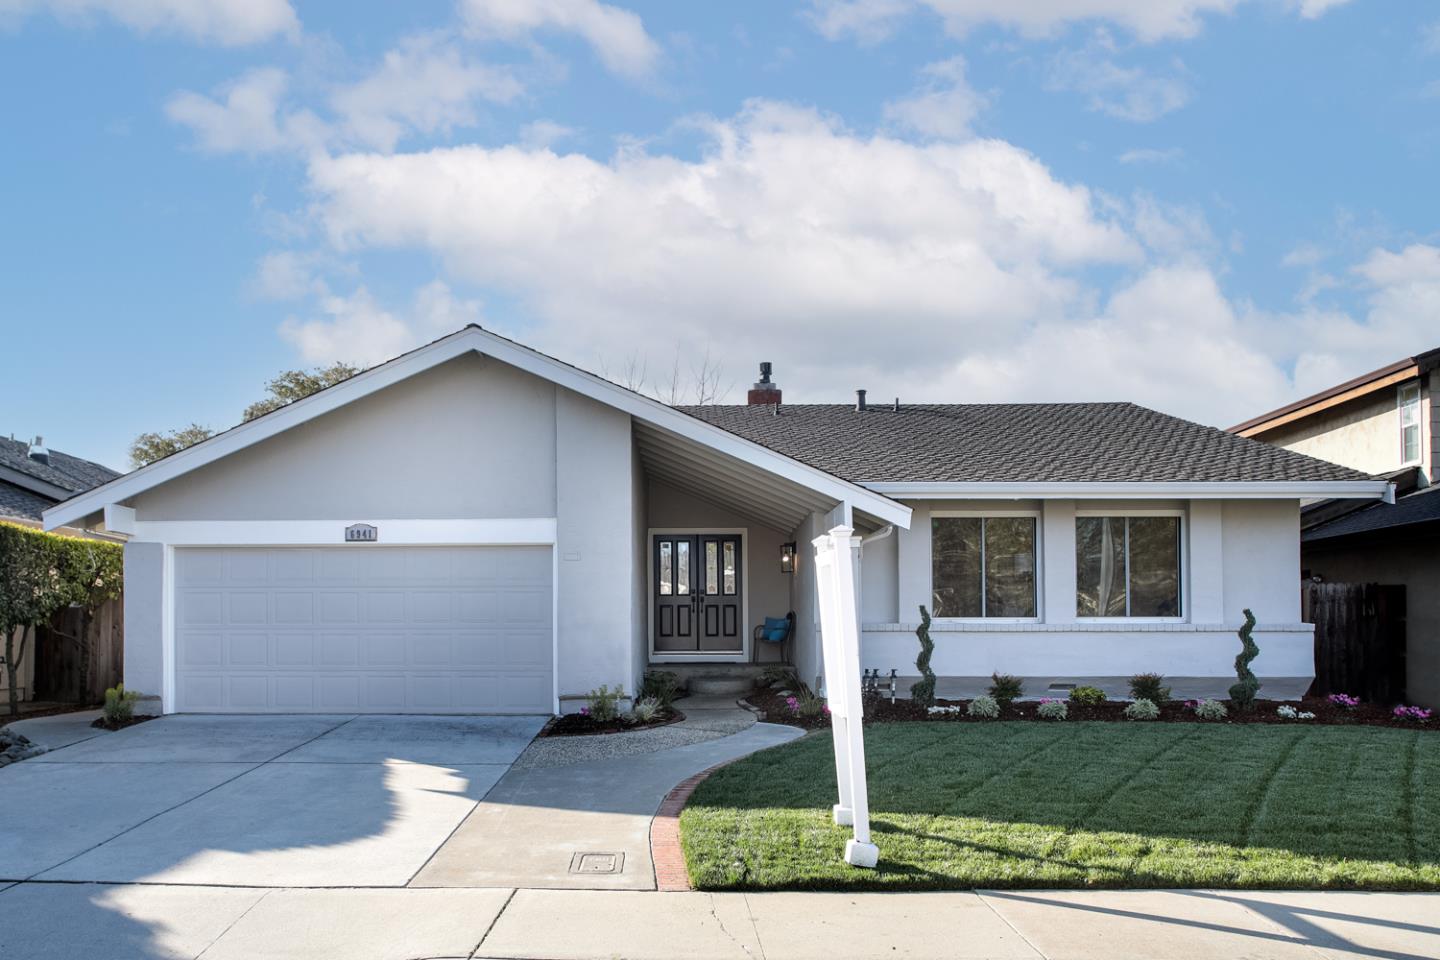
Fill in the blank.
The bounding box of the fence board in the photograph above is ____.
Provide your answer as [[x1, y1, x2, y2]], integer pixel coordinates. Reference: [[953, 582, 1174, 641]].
[[1304, 581, 1406, 702]]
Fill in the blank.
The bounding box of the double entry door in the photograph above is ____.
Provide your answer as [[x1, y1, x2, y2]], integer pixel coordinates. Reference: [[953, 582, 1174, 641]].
[[653, 533, 743, 653]]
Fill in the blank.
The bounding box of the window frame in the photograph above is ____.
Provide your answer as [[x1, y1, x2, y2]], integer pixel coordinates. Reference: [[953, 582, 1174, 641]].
[[929, 509, 1043, 623], [1399, 382, 1422, 467], [1074, 509, 1186, 622]]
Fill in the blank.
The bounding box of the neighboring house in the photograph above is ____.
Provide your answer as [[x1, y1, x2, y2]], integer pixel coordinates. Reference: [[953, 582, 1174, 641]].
[[42, 326, 1387, 715], [1232, 348, 1440, 707], [1, 434, 122, 705]]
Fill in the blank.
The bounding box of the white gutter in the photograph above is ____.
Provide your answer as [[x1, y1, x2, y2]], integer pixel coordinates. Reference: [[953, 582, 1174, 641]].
[[861, 524, 895, 546], [860, 481, 1394, 501]]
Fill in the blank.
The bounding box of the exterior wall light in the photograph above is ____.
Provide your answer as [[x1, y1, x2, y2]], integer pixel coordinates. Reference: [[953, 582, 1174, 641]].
[[780, 542, 797, 574]]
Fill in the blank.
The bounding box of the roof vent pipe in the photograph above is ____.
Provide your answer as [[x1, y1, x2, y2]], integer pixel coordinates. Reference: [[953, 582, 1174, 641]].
[[28, 435, 50, 466], [893, 397, 900, 412], [855, 389, 867, 412]]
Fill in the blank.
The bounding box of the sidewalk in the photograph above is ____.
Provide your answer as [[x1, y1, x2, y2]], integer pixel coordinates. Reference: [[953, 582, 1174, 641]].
[[3, 883, 1436, 959]]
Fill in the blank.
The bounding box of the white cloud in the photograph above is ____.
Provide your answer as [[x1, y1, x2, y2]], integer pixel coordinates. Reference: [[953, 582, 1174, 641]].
[[460, 0, 660, 78], [1291, 0, 1353, 19], [519, 119, 579, 149], [1046, 45, 1191, 122], [165, 68, 325, 155], [882, 56, 987, 140], [300, 100, 1136, 392], [280, 281, 482, 366], [1423, 21, 1440, 55], [1117, 147, 1183, 164], [0, 0, 298, 45], [331, 33, 523, 152], [252, 250, 330, 300]]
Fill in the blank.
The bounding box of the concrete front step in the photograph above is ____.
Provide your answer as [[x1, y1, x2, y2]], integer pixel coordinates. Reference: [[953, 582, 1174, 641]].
[[685, 674, 756, 697]]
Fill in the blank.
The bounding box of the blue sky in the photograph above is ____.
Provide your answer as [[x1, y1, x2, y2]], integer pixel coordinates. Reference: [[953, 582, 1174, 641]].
[[2, 0, 1437, 471]]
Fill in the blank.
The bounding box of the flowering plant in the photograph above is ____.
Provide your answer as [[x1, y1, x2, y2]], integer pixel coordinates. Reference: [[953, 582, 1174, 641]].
[[579, 707, 590, 717], [1393, 705, 1432, 722], [1036, 698, 1068, 721], [785, 696, 799, 714], [1189, 698, 1228, 720], [927, 704, 964, 716], [1328, 693, 1360, 709], [1276, 705, 1315, 720]]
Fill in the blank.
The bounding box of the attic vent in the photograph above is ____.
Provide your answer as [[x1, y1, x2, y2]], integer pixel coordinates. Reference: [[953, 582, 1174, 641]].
[[27, 435, 49, 467]]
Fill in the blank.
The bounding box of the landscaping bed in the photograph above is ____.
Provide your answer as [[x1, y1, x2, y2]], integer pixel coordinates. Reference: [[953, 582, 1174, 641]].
[[539, 707, 685, 737], [680, 721, 1440, 891], [90, 713, 157, 732], [747, 687, 1433, 731]]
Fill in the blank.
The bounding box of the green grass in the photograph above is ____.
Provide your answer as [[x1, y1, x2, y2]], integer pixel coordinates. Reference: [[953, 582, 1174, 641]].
[[680, 722, 1440, 891]]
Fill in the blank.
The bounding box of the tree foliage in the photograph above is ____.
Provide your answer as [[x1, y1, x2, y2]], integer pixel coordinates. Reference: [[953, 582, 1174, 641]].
[[1229, 608, 1261, 711], [129, 362, 364, 467], [0, 523, 123, 716], [910, 605, 936, 707], [129, 424, 215, 468], [241, 362, 362, 422]]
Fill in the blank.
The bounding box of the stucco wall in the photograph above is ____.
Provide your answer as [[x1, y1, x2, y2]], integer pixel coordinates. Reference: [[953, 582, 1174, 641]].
[[1259, 385, 1428, 483], [122, 540, 165, 706], [864, 497, 1309, 681], [1304, 534, 1440, 708], [555, 391, 636, 704], [129, 354, 558, 521]]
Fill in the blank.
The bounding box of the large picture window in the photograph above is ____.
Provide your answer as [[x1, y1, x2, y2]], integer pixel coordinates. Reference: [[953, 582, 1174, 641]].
[[931, 516, 1037, 618], [1076, 516, 1181, 618]]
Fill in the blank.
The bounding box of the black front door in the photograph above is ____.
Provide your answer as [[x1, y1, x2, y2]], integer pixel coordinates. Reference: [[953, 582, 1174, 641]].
[[653, 533, 743, 653]]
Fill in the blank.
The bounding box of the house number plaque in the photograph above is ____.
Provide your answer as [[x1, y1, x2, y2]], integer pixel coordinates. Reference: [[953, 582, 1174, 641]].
[[344, 523, 378, 543]]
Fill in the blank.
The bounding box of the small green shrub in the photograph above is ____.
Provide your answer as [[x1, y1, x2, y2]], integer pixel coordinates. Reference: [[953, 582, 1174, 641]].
[[628, 696, 662, 724], [1129, 673, 1171, 704], [1069, 685, 1106, 706], [1036, 699, 1068, 721], [758, 665, 800, 689], [1191, 698, 1228, 721], [794, 689, 828, 718], [103, 683, 139, 724], [639, 669, 682, 706], [988, 673, 1024, 706], [967, 695, 1000, 719], [583, 684, 625, 722], [1124, 698, 1160, 721]]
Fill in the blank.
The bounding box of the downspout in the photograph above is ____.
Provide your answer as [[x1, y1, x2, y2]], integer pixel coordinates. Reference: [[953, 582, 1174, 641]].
[[860, 525, 895, 547]]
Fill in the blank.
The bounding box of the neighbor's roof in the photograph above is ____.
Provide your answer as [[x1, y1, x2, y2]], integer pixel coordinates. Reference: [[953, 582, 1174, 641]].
[[677, 402, 1375, 485], [0, 435, 120, 513], [1231, 347, 1440, 437], [1304, 485, 1440, 543]]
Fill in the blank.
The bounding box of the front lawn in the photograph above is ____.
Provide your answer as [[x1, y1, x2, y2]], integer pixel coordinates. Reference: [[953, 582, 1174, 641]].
[[680, 722, 1440, 890]]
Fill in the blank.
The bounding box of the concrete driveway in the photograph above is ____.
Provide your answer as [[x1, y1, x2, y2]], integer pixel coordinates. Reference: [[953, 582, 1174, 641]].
[[0, 713, 545, 887]]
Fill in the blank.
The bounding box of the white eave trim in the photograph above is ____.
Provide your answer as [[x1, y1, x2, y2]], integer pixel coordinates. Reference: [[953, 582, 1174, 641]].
[[860, 480, 1395, 501], [41, 326, 911, 532], [127, 518, 558, 546]]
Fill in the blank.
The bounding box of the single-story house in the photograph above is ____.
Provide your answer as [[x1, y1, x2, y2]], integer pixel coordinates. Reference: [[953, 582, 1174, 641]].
[[42, 326, 1390, 714]]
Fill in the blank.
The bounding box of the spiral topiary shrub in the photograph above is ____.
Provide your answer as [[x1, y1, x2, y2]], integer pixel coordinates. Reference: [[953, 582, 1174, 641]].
[[911, 605, 937, 707], [1229, 608, 1261, 711]]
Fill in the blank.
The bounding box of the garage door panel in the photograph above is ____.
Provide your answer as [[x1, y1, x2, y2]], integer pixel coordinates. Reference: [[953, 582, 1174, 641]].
[[176, 547, 552, 714]]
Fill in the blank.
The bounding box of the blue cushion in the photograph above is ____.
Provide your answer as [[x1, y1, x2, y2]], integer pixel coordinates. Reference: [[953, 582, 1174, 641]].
[[762, 616, 790, 643]]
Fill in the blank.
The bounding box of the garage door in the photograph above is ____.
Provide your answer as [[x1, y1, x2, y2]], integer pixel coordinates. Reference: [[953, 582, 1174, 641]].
[[175, 546, 552, 714]]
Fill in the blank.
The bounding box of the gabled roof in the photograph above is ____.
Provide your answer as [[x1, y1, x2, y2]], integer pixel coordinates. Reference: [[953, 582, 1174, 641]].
[[42, 326, 912, 532], [680, 402, 1377, 485]]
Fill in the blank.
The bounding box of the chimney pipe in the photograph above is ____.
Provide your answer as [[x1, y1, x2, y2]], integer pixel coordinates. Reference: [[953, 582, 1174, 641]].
[[28, 435, 50, 467], [855, 389, 867, 412], [747, 362, 782, 406]]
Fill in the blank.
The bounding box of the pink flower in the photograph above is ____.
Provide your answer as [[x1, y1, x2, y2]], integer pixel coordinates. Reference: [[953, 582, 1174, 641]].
[[1328, 693, 1360, 709], [1393, 705, 1432, 721], [785, 696, 800, 714], [579, 707, 590, 716]]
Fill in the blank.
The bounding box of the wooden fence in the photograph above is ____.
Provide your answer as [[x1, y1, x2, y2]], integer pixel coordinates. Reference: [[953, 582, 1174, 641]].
[[1302, 581, 1406, 703], [31, 596, 124, 705]]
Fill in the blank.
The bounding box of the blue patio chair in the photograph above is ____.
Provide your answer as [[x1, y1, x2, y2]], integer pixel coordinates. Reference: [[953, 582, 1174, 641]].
[[753, 611, 795, 664]]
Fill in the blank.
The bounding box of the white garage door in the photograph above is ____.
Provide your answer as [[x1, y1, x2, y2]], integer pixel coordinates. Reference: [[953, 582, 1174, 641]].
[[175, 546, 553, 714]]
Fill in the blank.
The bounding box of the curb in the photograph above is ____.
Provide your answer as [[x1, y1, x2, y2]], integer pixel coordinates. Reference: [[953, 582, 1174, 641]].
[[649, 758, 740, 892]]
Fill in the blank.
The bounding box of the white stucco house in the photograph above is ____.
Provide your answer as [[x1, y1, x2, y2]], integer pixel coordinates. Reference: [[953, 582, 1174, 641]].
[[42, 326, 1390, 714]]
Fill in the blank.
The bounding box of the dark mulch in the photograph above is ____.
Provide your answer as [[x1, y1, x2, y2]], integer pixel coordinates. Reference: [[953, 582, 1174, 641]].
[[750, 686, 1431, 731], [91, 714, 158, 731], [538, 707, 685, 738]]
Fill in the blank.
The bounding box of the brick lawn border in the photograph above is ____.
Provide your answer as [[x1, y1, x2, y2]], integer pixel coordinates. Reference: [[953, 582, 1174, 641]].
[[649, 758, 742, 892]]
